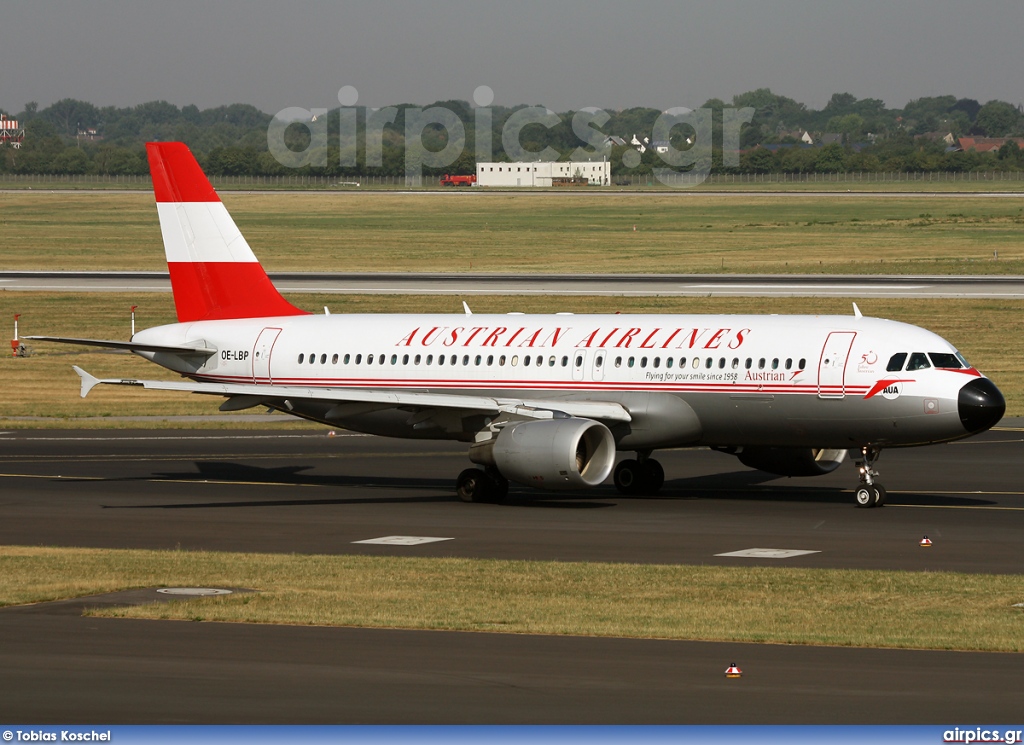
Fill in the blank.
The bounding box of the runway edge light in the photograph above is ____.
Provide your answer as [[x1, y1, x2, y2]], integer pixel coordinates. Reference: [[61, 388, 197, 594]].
[[920, 536, 933, 547], [725, 663, 743, 678]]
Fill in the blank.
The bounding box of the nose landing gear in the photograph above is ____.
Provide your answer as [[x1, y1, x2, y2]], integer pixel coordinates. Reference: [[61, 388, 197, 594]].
[[854, 446, 886, 508]]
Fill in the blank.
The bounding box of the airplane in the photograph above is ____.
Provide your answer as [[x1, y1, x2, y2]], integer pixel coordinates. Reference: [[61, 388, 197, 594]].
[[27, 142, 1006, 508]]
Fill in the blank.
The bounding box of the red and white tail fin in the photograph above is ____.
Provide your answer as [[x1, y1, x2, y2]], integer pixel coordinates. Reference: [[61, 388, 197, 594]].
[[146, 142, 308, 323]]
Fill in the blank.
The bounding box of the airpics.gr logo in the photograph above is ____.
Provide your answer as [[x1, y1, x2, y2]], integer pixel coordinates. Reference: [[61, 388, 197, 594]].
[[268, 85, 755, 189]]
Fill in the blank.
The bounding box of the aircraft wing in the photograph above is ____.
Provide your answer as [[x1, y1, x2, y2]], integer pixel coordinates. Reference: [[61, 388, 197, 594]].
[[25, 336, 217, 357], [71, 366, 632, 424]]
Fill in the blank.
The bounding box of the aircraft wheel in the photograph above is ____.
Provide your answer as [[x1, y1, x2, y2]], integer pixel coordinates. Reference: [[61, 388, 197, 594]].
[[640, 459, 665, 495], [854, 486, 874, 508], [484, 467, 510, 504], [456, 468, 508, 504], [456, 468, 487, 503], [872, 484, 887, 507], [613, 459, 642, 495]]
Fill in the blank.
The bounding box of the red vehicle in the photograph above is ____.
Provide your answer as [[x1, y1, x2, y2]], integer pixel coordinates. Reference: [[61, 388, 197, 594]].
[[439, 174, 476, 187]]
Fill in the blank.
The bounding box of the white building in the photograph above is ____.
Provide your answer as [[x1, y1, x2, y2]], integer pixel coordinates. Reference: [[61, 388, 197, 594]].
[[476, 161, 610, 187]]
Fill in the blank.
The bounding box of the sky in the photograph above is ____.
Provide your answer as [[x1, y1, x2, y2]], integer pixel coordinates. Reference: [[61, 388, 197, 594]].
[[1, 0, 1022, 117]]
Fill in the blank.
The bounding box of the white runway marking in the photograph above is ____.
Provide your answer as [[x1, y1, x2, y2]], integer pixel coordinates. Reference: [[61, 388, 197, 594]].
[[715, 548, 821, 559], [353, 536, 455, 546]]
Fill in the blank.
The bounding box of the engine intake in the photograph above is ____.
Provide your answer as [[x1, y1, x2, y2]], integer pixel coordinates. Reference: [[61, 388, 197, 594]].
[[736, 446, 847, 477], [471, 417, 616, 490]]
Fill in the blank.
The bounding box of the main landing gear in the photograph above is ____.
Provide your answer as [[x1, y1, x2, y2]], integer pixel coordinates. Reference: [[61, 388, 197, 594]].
[[456, 466, 509, 504], [613, 452, 665, 496], [853, 446, 886, 508]]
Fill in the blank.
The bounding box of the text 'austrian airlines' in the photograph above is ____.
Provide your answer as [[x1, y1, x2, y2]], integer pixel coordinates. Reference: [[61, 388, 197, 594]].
[[28, 142, 1006, 507]]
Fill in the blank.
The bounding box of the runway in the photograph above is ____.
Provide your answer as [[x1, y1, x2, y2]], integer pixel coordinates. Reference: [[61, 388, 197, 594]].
[[3, 271, 1024, 298], [1, 423, 1022, 722]]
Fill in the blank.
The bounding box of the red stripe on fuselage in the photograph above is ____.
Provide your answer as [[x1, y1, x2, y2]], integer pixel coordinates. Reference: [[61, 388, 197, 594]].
[[168, 262, 308, 322], [147, 142, 220, 203]]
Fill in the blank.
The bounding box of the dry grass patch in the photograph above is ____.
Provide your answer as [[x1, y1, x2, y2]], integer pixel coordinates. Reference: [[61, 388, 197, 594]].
[[3, 191, 1023, 274], [1, 546, 1022, 651]]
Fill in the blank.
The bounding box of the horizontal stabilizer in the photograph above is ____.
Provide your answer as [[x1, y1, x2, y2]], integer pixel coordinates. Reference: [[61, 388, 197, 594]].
[[24, 336, 216, 357], [72, 366, 101, 398]]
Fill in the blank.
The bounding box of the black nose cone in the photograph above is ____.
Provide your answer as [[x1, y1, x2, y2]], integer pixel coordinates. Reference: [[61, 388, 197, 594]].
[[959, 378, 1005, 434]]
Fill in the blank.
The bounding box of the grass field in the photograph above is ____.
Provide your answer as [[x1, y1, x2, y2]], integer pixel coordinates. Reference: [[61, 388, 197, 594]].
[[3, 292, 1022, 421], [2, 546, 1022, 651], [2, 191, 1023, 275]]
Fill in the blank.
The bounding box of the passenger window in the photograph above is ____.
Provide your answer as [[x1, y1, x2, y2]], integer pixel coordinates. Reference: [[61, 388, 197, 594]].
[[653, 357, 660, 368], [355, 354, 362, 364], [498, 355, 505, 366], [640, 357, 648, 368], [718, 358, 726, 369], [402, 354, 409, 365], [298, 353, 304, 364], [487, 355, 494, 366], [906, 353, 931, 371], [561, 356, 568, 367], [474, 355, 482, 366], [732, 358, 739, 369], [575, 355, 584, 367], [929, 352, 964, 369], [320, 354, 327, 364], [414, 354, 421, 365], [310, 353, 316, 365], [462, 355, 470, 366], [705, 357, 713, 369], [437, 355, 444, 366], [785, 358, 792, 370], [425, 354, 432, 365], [511, 355, 518, 366], [758, 358, 765, 370], [691, 357, 699, 369], [549, 356, 556, 367], [524, 355, 532, 366], [343, 354, 350, 364], [771, 358, 779, 370], [614, 356, 622, 368], [628, 357, 635, 368], [332, 354, 339, 364], [799, 358, 806, 369], [666, 357, 673, 369], [886, 353, 908, 372], [745, 358, 752, 369]]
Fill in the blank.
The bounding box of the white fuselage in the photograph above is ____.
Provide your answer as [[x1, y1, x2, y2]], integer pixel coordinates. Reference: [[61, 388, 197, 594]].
[[134, 311, 983, 450]]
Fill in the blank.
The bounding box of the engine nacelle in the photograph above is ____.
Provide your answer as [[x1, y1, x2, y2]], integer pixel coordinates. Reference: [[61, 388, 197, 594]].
[[736, 446, 847, 477], [471, 417, 617, 490]]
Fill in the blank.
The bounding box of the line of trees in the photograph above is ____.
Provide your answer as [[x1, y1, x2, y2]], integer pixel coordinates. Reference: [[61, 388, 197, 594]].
[[1, 90, 1022, 177]]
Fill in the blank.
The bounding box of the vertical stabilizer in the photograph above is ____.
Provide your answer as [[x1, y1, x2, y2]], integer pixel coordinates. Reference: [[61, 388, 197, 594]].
[[146, 142, 308, 322]]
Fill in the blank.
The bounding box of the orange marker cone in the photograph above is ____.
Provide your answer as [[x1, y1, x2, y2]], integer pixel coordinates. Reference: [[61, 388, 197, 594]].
[[725, 663, 743, 678], [920, 536, 932, 547], [327, 430, 337, 438]]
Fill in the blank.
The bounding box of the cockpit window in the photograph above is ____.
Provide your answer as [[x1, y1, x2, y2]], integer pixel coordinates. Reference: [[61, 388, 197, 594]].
[[906, 352, 931, 371], [929, 352, 965, 369], [886, 353, 907, 372]]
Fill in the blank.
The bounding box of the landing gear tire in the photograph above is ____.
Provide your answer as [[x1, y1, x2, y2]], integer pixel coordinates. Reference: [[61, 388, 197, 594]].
[[613, 459, 641, 495], [872, 484, 887, 507], [613, 458, 664, 496], [456, 467, 508, 504], [855, 486, 874, 508]]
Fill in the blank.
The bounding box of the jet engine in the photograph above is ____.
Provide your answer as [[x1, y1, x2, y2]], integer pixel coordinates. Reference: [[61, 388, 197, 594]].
[[471, 417, 616, 490], [736, 446, 847, 477]]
